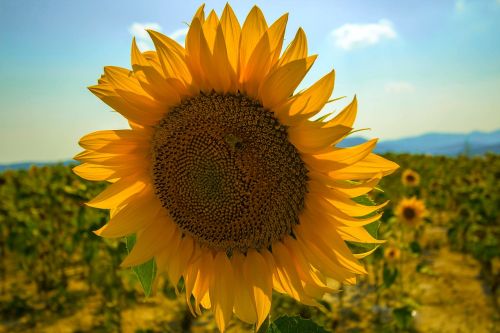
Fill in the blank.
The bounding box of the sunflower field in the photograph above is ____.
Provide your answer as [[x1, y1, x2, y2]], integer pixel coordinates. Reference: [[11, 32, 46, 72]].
[[0, 153, 498, 333]]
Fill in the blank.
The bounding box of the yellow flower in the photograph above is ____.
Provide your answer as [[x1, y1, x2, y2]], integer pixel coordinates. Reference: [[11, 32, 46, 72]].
[[74, 4, 398, 331], [401, 169, 420, 186], [384, 245, 401, 263], [395, 197, 428, 227]]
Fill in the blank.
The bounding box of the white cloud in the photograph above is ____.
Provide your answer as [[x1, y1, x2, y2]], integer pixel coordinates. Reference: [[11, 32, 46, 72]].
[[170, 27, 189, 42], [384, 81, 416, 94], [129, 22, 163, 51], [455, 0, 466, 12], [128, 23, 188, 51], [332, 19, 397, 50], [129, 22, 162, 40]]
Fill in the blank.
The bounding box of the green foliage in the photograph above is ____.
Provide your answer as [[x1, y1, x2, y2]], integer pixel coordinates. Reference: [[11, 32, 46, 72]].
[[0, 153, 498, 332], [382, 265, 398, 288], [392, 306, 414, 330], [348, 194, 381, 253], [267, 316, 330, 333], [126, 235, 157, 297]]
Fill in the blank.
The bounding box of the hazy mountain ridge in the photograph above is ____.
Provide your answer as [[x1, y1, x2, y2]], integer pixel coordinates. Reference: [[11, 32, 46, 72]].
[[339, 130, 500, 155], [1, 130, 499, 171]]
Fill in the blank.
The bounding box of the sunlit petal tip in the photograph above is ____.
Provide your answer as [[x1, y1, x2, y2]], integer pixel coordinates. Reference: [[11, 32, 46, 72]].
[[194, 3, 206, 21]]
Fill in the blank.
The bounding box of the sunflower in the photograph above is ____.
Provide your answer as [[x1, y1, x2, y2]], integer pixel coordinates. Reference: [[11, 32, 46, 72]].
[[384, 245, 401, 263], [401, 169, 420, 187], [74, 4, 398, 331], [395, 197, 428, 227]]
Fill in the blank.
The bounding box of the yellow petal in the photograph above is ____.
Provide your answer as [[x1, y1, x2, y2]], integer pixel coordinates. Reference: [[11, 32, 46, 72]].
[[103, 66, 168, 113], [272, 242, 316, 305], [283, 237, 334, 296], [324, 96, 357, 128], [185, 18, 207, 90], [210, 252, 235, 333], [337, 225, 385, 244], [243, 250, 272, 329], [305, 192, 383, 227], [278, 28, 307, 66], [78, 129, 150, 153], [74, 150, 148, 166], [302, 139, 377, 173], [95, 192, 161, 238], [159, 233, 182, 285], [267, 13, 289, 67], [298, 217, 367, 274], [296, 230, 356, 282], [211, 24, 235, 92], [131, 39, 182, 105], [220, 3, 241, 72], [330, 176, 382, 198], [261, 249, 287, 294], [275, 70, 335, 125], [259, 56, 317, 109], [192, 251, 214, 311], [241, 32, 272, 97], [328, 153, 399, 180], [239, 6, 268, 75], [120, 218, 175, 267], [73, 162, 142, 182], [309, 185, 387, 217], [147, 30, 192, 85], [353, 246, 380, 259], [288, 122, 352, 154], [231, 253, 257, 324], [168, 236, 194, 286], [192, 4, 205, 24], [88, 84, 162, 126], [202, 10, 219, 50], [183, 249, 203, 316], [102, 66, 145, 95], [86, 175, 147, 208], [308, 170, 382, 198]]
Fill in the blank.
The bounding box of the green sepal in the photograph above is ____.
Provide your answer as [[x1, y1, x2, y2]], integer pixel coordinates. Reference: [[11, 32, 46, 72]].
[[125, 235, 157, 297]]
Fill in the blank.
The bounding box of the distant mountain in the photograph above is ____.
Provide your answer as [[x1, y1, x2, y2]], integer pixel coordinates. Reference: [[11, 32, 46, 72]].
[[1, 130, 499, 171], [339, 130, 500, 156]]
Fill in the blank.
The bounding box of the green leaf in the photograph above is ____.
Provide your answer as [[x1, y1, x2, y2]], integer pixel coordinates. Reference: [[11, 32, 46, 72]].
[[125, 235, 157, 297], [267, 316, 330, 333], [347, 194, 381, 252], [392, 306, 414, 329], [382, 265, 398, 288], [409, 241, 421, 254], [352, 193, 376, 207], [256, 316, 271, 333]]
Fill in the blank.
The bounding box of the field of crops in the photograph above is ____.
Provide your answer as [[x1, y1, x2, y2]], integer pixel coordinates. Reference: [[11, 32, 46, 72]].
[[0, 153, 499, 333]]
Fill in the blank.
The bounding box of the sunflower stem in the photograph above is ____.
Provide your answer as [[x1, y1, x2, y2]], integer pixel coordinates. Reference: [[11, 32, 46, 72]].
[[400, 226, 406, 296]]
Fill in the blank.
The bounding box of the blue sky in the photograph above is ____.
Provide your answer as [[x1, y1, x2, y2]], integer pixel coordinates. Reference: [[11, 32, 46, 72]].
[[0, 0, 499, 163]]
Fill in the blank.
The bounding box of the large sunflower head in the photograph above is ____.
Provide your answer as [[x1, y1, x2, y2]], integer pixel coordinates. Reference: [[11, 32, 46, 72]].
[[74, 4, 398, 331], [395, 197, 428, 227], [401, 168, 420, 187]]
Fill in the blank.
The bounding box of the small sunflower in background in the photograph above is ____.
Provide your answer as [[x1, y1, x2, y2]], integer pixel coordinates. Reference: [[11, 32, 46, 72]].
[[401, 169, 420, 187], [384, 245, 401, 263], [395, 197, 428, 227], [74, 4, 398, 331]]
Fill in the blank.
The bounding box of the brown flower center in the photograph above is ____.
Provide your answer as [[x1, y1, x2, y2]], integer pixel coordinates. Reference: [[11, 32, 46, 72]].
[[402, 206, 416, 220], [151, 92, 308, 252]]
